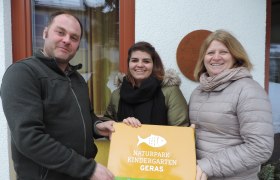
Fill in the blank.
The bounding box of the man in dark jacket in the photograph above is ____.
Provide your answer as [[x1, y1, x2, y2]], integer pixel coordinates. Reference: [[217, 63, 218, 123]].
[[1, 11, 114, 180]]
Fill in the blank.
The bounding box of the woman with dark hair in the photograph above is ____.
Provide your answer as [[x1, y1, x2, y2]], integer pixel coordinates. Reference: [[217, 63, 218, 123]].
[[190, 30, 274, 180], [104, 41, 189, 127]]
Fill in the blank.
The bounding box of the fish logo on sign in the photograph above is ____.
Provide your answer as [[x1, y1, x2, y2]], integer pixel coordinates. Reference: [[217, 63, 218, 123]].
[[137, 134, 167, 148]]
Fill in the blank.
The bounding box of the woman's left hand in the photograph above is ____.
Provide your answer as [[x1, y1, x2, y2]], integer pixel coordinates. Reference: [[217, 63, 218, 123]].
[[123, 117, 142, 128]]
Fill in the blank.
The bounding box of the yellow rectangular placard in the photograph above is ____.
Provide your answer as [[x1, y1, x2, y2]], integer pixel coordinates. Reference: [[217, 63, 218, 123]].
[[107, 123, 196, 180]]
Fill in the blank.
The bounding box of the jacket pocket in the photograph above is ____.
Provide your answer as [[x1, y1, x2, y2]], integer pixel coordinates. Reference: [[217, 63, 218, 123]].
[[40, 167, 49, 180]]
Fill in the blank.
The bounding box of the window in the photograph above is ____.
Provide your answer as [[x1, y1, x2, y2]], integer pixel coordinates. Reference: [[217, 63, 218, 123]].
[[269, 44, 280, 134], [12, 0, 135, 115], [266, 0, 280, 165], [32, 0, 119, 114]]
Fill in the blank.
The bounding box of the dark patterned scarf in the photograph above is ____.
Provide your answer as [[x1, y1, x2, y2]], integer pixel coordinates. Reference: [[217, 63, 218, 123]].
[[117, 76, 167, 125]]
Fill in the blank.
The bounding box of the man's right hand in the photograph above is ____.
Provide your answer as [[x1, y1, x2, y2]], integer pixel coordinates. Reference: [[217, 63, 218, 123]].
[[90, 163, 114, 180]]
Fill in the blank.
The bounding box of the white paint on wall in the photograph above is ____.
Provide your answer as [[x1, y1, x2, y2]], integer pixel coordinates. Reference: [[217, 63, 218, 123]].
[[0, 0, 13, 180], [135, 0, 267, 101]]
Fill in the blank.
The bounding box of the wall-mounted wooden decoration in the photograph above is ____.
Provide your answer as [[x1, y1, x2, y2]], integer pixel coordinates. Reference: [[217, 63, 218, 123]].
[[176, 30, 211, 81]]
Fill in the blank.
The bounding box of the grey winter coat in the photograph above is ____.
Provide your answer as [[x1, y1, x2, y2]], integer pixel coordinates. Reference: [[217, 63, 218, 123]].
[[189, 67, 274, 180], [104, 69, 189, 126]]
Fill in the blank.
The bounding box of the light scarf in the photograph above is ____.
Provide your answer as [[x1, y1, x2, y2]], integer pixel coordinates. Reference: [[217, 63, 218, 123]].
[[199, 67, 252, 92]]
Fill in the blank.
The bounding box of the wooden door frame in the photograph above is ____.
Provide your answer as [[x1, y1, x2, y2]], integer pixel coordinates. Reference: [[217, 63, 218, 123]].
[[11, 0, 32, 62], [265, 0, 271, 91]]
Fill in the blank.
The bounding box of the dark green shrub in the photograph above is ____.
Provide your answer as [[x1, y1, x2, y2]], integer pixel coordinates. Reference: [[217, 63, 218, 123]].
[[259, 160, 280, 180]]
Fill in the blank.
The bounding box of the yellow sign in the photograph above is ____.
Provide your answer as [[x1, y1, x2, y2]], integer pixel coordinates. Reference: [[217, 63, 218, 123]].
[[107, 123, 196, 180]]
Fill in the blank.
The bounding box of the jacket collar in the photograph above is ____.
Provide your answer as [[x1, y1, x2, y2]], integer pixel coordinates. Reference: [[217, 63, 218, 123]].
[[34, 49, 82, 76]]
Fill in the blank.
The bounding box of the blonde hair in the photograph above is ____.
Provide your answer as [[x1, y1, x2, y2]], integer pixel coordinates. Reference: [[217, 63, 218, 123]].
[[193, 29, 253, 81]]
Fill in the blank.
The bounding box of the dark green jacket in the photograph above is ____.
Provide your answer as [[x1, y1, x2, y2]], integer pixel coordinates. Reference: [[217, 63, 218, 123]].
[[104, 69, 189, 126], [1, 50, 98, 180]]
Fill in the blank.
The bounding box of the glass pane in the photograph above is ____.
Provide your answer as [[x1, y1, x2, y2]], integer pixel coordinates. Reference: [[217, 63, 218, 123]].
[[269, 44, 280, 133], [31, 0, 119, 115]]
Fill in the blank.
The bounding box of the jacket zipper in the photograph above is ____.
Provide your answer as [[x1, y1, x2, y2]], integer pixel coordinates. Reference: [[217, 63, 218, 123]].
[[67, 77, 87, 157], [51, 58, 86, 156], [40, 167, 49, 180]]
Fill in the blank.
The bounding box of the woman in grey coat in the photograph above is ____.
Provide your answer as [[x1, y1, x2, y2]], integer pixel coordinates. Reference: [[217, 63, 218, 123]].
[[189, 30, 274, 180]]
